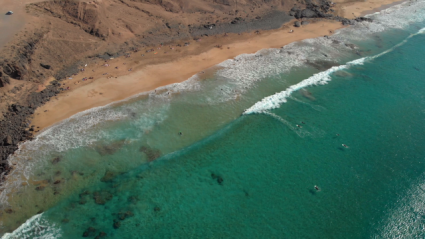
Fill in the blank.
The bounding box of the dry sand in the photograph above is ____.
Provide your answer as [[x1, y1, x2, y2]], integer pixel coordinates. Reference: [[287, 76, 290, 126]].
[[30, 0, 405, 133]]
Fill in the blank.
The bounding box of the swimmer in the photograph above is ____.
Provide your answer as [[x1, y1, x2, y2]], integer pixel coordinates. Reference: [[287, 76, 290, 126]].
[[178, 131, 183, 136], [336, 134, 340, 136], [301, 122, 305, 124], [342, 144, 349, 148]]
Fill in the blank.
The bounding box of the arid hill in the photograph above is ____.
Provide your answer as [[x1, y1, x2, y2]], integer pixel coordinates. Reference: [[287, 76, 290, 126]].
[[0, 0, 351, 177]]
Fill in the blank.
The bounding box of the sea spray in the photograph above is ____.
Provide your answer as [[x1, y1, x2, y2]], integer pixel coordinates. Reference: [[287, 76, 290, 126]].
[[2, 213, 61, 239], [243, 58, 367, 114]]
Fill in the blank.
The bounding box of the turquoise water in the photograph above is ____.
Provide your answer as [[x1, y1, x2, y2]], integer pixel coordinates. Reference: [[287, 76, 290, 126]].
[[3, 1, 425, 238]]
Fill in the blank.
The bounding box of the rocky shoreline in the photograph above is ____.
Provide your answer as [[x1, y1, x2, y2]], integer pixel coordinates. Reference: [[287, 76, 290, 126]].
[[0, 0, 370, 181]]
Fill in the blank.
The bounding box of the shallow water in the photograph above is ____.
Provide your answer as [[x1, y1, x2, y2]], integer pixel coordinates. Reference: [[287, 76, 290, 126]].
[[3, 0, 425, 237]]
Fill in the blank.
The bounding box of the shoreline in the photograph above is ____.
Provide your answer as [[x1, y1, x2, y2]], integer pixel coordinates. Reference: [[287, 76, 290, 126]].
[[29, 0, 405, 134], [31, 19, 343, 133], [1, 0, 397, 136]]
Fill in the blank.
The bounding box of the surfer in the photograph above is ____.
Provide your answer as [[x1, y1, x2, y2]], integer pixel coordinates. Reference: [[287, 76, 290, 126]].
[[296, 124, 302, 128], [342, 144, 348, 148], [178, 131, 183, 136], [314, 185, 320, 191]]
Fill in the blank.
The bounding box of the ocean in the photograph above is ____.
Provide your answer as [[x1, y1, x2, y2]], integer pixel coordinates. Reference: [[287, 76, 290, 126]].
[[2, 1, 425, 238]]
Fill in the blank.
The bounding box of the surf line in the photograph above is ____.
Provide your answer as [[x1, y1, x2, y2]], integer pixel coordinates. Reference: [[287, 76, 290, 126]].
[[243, 27, 425, 115]]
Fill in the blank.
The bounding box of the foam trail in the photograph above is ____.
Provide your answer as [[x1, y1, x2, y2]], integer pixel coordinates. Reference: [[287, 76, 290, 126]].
[[244, 27, 425, 115], [261, 111, 311, 138], [2, 213, 61, 239], [243, 58, 366, 114], [289, 96, 327, 112]]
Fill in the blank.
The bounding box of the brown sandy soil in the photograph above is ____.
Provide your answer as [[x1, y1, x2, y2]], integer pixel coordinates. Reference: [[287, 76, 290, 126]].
[[31, 19, 344, 131], [334, 0, 407, 17], [30, 0, 406, 133], [0, 0, 297, 119]]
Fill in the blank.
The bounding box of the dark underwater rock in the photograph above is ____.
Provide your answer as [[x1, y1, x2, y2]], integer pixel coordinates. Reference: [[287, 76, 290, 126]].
[[82, 227, 96, 237], [140, 145, 161, 162]]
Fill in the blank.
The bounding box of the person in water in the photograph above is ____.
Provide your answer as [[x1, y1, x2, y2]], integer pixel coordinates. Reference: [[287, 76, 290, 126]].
[[342, 144, 348, 148], [178, 131, 183, 136], [314, 185, 320, 191]]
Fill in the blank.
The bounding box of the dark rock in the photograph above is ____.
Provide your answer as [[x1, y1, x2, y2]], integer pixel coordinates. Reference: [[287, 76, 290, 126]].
[[294, 21, 301, 27], [300, 9, 317, 18], [355, 17, 373, 23], [52, 157, 61, 164], [211, 173, 224, 185], [0, 72, 10, 87], [301, 21, 309, 25], [93, 191, 113, 205], [345, 43, 356, 49], [113, 220, 121, 229], [82, 227, 96, 237], [100, 170, 116, 182], [95, 140, 125, 156], [40, 63, 51, 70], [127, 195, 139, 204], [341, 18, 356, 25], [118, 211, 134, 220], [217, 176, 224, 185], [4, 135, 13, 146], [95, 232, 107, 239], [140, 145, 161, 162]]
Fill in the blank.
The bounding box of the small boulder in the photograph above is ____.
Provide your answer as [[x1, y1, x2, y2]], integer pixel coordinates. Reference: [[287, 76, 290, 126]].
[[301, 21, 309, 25], [4, 135, 13, 146], [294, 21, 301, 27], [300, 9, 317, 18], [40, 63, 51, 70]]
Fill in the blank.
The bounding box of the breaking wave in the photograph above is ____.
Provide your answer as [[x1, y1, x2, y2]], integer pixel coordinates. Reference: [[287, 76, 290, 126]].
[[243, 26, 425, 114], [2, 213, 61, 239]]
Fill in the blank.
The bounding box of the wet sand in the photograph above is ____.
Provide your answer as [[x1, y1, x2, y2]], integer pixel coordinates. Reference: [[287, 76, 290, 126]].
[[29, 0, 405, 133]]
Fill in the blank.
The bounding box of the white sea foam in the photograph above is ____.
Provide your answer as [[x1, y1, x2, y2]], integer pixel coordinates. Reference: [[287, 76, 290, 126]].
[[0, 75, 202, 206], [243, 26, 425, 115], [1, 213, 61, 239], [2, 0, 425, 233], [243, 58, 366, 114]]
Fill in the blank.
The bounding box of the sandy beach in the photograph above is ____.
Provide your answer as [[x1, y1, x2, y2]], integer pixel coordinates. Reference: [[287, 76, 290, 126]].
[[29, 0, 405, 133]]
